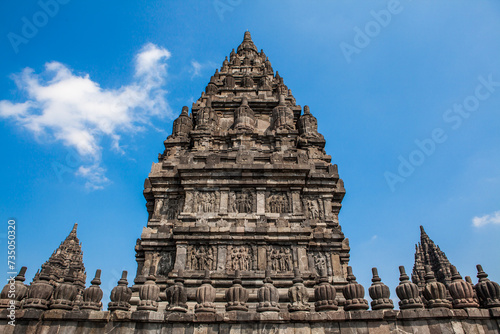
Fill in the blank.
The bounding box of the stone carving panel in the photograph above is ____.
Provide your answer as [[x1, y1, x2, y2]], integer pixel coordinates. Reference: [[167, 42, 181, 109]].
[[190, 191, 220, 213], [187, 245, 217, 271], [228, 189, 256, 213], [226, 246, 254, 271], [302, 196, 324, 220], [156, 251, 175, 277], [160, 195, 184, 220], [311, 252, 329, 277], [266, 192, 291, 213], [268, 246, 293, 272]]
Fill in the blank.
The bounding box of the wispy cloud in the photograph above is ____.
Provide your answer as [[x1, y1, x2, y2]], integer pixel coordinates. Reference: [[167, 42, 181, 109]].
[[190, 60, 203, 78], [189, 60, 217, 79], [0, 43, 172, 190], [472, 210, 500, 227]]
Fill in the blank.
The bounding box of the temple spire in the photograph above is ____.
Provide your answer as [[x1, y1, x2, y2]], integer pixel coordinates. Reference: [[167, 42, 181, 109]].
[[412, 225, 454, 291], [34, 223, 86, 291]]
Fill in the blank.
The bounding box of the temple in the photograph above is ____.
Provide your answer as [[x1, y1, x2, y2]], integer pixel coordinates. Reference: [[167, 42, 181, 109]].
[[133, 30, 349, 309], [412, 226, 454, 292], [1, 31, 499, 334]]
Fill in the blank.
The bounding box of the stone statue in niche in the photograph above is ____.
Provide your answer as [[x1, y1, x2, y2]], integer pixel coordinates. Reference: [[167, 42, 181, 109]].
[[226, 246, 253, 271], [267, 192, 290, 213], [194, 191, 219, 213], [268, 247, 293, 272], [313, 252, 328, 277], [156, 251, 174, 277], [187, 245, 217, 270]]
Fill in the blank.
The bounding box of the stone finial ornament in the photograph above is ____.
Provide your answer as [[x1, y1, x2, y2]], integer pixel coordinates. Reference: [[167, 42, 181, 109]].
[[51, 268, 78, 310], [195, 270, 216, 313], [475, 264, 500, 308], [81, 269, 103, 311], [166, 270, 188, 313], [108, 271, 132, 312], [298, 105, 323, 140], [422, 265, 452, 309], [225, 270, 249, 312], [233, 97, 256, 132], [0, 266, 29, 309], [314, 275, 338, 312], [137, 266, 160, 311], [395, 266, 424, 309], [447, 265, 478, 309], [288, 268, 311, 312], [272, 94, 295, 132], [257, 270, 280, 313], [368, 268, 394, 310], [343, 266, 369, 311], [171, 106, 192, 139]]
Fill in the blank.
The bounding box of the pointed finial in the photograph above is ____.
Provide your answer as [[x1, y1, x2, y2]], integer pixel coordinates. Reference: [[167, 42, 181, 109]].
[[399, 266, 410, 282], [91, 269, 102, 285], [450, 265, 462, 280], [181, 106, 189, 115], [476, 264, 488, 281], [241, 96, 249, 106], [303, 105, 310, 115], [346, 266, 357, 283], [424, 265, 437, 282], [244, 31, 252, 41], [69, 223, 78, 237], [371, 267, 381, 283]]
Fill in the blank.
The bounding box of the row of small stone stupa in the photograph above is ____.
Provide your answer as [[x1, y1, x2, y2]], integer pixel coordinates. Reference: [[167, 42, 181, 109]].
[[2, 262, 499, 313]]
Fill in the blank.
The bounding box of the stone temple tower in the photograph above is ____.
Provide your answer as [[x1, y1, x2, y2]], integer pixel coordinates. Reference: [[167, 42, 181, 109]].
[[412, 225, 454, 291], [133, 31, 350, 308]]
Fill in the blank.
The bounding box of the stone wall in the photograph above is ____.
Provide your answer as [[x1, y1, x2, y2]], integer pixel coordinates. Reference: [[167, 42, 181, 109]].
[[1, 308, 499, 333]]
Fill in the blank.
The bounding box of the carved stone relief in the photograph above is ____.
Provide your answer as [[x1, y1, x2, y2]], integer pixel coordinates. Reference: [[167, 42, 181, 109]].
[[190, 191, 220, 213], [226, 246, 253, 271], [312, 252, 328, 277], [268, 246, 293, 272], [156, 251, 175, 277], [228, 189, 256, 213], [187, 245, 217, 271], [266, 192, 291, 214], [160, 195, 184, 219], [302, 196, 324, 220]]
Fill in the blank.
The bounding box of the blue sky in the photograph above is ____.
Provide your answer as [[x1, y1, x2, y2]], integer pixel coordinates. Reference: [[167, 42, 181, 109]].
[[1, 0, 499, 304]]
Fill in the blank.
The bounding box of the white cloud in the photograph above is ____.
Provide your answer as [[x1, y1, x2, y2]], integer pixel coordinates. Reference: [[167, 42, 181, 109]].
[[190, 60, 217, 79], [190, 60, 203, 78], [472, 210, 500, 227], [0, 43, 172, 189]]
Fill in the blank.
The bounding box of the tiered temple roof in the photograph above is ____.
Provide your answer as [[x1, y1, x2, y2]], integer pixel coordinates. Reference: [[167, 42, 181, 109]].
[[412, 225, 453, 290], [135, 31, 348, 308], [34, 223, 86, 291]]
